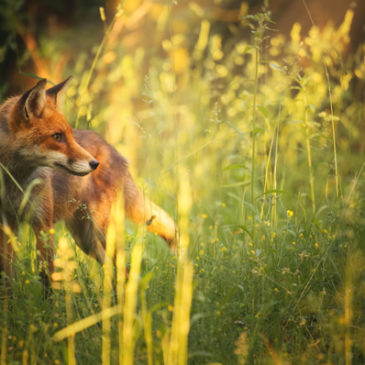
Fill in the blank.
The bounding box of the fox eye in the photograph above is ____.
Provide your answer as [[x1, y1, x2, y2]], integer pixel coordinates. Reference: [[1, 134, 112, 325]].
[[52, 132, 65, 142]]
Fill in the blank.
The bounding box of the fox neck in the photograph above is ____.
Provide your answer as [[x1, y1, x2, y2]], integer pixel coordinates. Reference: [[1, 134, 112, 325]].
[[0, 149, 42, 190], [0, 107, 41, 188]]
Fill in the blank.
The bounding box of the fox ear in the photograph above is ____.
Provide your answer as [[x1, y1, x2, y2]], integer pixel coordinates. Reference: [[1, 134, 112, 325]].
[[18, 78, 47, 120], [46, 76, 72, 105]]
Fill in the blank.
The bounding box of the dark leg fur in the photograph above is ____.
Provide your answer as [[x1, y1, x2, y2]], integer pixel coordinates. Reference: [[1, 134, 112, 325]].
[[66, 214, 106, 265]]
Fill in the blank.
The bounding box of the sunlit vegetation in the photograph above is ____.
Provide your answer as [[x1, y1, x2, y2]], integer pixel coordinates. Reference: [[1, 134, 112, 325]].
[[1, 1, 364, 364]]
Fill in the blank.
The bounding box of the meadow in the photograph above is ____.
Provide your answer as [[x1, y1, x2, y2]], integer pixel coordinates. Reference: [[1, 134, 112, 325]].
[[1, 1, 364, 364]]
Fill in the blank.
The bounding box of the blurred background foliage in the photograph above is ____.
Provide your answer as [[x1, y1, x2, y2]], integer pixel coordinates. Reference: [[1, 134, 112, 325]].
[[0, 0, 364, 164], [1, 0, 363, 201]]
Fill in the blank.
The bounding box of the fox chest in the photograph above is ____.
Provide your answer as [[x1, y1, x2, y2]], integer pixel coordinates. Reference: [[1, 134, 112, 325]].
[[0, 175, 52, 227]]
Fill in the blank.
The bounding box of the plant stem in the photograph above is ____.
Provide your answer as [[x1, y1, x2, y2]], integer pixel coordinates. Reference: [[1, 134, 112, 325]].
[[271, 123, 279, 229], [251, 46, 259, 224], [325, 67, 340, 199], [305, 122, 316, 214]]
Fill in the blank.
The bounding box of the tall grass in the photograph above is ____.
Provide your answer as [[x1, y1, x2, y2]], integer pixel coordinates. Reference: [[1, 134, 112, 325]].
[[52, 237, 80, 365], [1, 2, 364, 364], [165, 167, 193, 365]]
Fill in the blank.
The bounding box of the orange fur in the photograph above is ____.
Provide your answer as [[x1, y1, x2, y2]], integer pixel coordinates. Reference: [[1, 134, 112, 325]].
[[0, 78, 177, 285]]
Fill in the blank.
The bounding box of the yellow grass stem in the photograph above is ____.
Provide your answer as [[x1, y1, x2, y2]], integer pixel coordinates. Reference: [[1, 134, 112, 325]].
[[176, 167, 191, 258], [251, 46, 259, 224], [53, 306, 120, 342], [102, 192, 126, 365], [193, 20, 210, 61], [121, 230, 144, 365], [166, 167, 194, 365], [57, 237, 77, 365], [2, 225, 19, 253], [271, 124, 279, 229], [114, 194, 126, 365], [65, 291, 76, 365], [303, 95, 316, 214], [22, 325, 35, 365], [325, 67, 340, 199], [102, 215, 117, 365], [21, 349, 28, 365], [141, 288, 153, 365], [305, 122, 316, 214], [260, 129, 275, 220], [167, 263, 194, 365]]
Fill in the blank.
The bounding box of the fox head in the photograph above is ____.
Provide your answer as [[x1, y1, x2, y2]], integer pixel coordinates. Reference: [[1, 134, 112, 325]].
[[9, 78, 99, 176]]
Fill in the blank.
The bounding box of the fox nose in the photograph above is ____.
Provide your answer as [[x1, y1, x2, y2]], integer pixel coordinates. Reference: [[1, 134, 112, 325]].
[[89, 160, 99, 170]]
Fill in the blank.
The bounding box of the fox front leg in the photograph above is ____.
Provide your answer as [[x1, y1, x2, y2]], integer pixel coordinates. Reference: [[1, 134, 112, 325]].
[[34, 224, 55, 291], [32, 187, 55, 290]]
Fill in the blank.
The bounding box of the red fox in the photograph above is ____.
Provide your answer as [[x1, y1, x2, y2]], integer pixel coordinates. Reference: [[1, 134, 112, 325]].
[[0, 78, 177, 283]]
